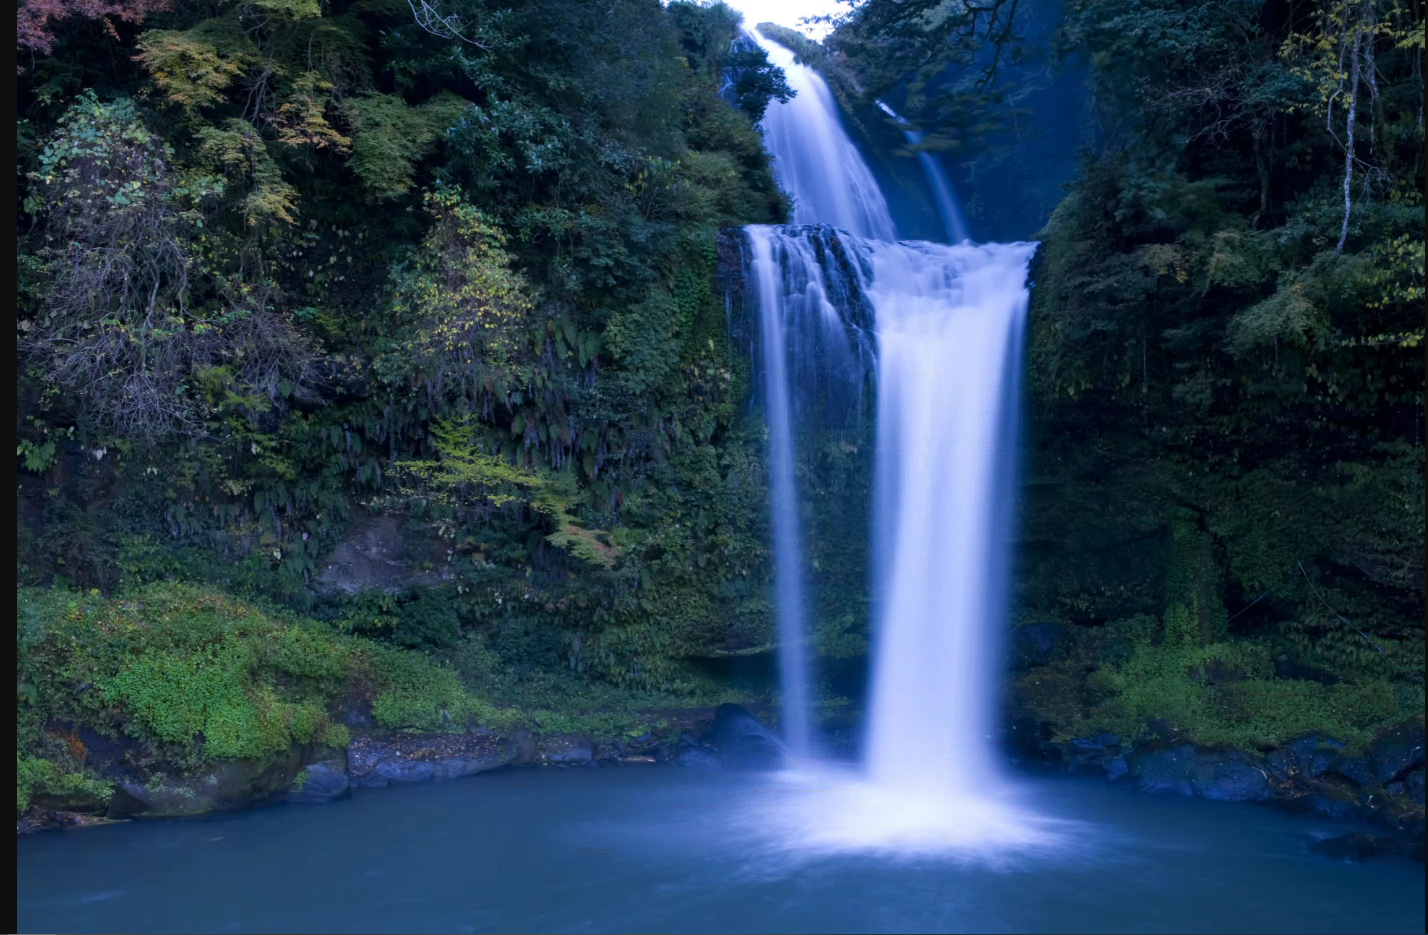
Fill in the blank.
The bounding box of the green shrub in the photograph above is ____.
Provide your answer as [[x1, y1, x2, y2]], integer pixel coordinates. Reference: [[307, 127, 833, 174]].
[[17, 753, 112, 815]]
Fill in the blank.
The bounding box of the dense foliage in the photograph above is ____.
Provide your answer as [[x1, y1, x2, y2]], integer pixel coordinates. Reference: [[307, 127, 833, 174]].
[[1016, 0, 1424, 742], [16, 0, 806, 801]]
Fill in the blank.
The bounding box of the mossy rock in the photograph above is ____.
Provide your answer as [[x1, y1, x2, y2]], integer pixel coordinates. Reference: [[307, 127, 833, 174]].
[[107, 746, 307, 819]]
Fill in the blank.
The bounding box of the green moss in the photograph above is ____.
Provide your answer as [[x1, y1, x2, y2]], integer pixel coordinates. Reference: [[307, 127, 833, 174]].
[[17, 753, 112, 815], [1023, 608, 1423, 751], [320, 723, 351, 749]]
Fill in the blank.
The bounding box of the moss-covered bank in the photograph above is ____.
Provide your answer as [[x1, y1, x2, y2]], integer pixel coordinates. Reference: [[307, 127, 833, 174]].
[[15, 584, 763, 822]]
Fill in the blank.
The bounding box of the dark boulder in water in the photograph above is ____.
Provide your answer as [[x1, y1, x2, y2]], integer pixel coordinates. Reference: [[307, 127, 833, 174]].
[[711, 704, 785, 771], [108, 752, 307, 818], [287, 758, 351, 804], [674, 747, 721, 769], [346, 733, 514, 788]]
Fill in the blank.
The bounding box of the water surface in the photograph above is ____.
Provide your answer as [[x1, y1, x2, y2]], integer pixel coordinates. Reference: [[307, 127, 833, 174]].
[[17, 768, 1424, 934]]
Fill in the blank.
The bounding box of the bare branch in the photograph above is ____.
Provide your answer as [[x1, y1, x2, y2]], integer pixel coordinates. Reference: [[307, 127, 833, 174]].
[[404, 0, 493, 50]]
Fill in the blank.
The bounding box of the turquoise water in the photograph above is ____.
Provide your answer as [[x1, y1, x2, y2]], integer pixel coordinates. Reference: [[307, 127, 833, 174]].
[[16, 768, 1425, 934]]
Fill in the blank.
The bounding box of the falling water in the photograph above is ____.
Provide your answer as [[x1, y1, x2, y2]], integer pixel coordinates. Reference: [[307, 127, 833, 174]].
[[876, 100, 970, 243], [748, 228, 814, 760], [856, 237, 1034, 793], [745, 28, 1036, 832], [749, 29, 897, 240], [742, 24, 895, 758]]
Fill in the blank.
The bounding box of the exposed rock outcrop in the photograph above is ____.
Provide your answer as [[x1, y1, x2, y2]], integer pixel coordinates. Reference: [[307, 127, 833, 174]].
[[1004, 717, 1426, 837]]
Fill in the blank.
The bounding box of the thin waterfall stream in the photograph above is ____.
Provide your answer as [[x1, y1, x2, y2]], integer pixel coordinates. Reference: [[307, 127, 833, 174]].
[[875, 100, 971, 244]]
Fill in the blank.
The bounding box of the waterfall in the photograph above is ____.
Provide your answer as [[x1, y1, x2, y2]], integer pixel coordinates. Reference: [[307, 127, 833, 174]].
[[876, 101, 970, 244], [744, 27, 1035, 824], [748, 30, 897, 240], [856, 237, 1033, 792], [742, 23, 892, 756]]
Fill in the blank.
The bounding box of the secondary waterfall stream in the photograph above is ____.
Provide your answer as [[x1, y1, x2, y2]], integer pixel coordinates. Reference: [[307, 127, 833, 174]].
[[875, 100, 970, 244], [745, 26, 1037, 837]]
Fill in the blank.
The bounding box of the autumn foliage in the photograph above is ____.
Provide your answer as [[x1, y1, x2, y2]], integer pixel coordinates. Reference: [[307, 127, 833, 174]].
[[17, 0, 170, 62]]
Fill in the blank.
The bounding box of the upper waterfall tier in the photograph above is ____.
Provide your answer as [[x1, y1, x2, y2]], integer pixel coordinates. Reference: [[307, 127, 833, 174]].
[[748, 30, 898, 241]]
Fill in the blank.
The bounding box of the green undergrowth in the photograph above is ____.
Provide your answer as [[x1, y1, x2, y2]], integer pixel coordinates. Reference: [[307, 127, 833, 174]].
[[16, 582, 763, 813], [17, 752, 113, 814], [1016, 607, 1424, 752]]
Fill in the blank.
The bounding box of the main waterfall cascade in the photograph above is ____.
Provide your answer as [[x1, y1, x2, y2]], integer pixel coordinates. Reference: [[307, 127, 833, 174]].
[[744, 26, 1043, 848]]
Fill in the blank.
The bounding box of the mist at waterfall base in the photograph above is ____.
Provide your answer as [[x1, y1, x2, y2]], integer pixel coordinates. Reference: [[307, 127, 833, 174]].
[[741, 24, 1052, 855]]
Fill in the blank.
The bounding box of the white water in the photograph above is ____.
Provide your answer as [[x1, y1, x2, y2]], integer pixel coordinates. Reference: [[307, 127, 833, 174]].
[[748, 227, 814, 759], [856, 237, 1034, 794], [876, 100, 971, 243], [748, 29, 897, 240], [746, 28, 1038, 848], [743, 23, 893, 759]]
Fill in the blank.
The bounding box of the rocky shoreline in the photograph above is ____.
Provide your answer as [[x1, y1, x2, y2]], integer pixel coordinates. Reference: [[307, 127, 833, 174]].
[[16, 704, 779, 833], [18, 702, 1424, 863], [1003, 721, 1424, 856]]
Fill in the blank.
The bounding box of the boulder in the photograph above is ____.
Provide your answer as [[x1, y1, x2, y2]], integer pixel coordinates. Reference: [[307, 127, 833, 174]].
[[540, 735, 594, 765], [711, 704, 785, 771], [287, 756, 350, 804], [1404, 769, 1425, 805], [1370, 724, 1425, 784], [107, 749, 306, 818], [1264, 734, 1344, 781], [1323, 752, 1376, 788], [1126, 745, 1271, 802], [672, 746, 720, 769], [346, 733, 513, 788]]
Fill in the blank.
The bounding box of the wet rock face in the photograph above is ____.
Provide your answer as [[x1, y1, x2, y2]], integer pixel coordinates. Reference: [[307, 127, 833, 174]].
[[312, 511, 455, 596], [1264, 734, 1344, 782], [346, 733, 514, 788], [1125, 745, 1272, 802], [107, 749, 308, 819], [287, 757, 351, 804], [1401, 769, 1425, 805], [1371, 724, 1425, 785]]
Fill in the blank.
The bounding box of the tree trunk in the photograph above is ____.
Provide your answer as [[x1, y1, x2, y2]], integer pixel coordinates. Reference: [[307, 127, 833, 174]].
[[1334, 23, 1362, 259]]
